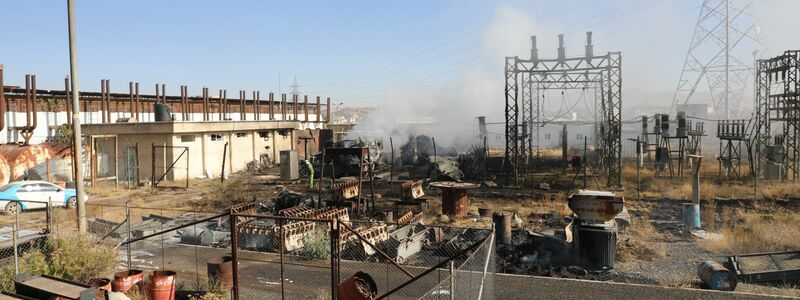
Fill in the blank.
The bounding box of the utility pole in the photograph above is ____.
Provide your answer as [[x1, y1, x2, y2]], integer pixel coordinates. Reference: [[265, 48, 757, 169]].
[[67, 0, 87, 233]]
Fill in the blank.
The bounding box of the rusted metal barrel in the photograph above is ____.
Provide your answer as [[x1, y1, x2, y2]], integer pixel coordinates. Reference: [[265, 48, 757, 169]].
[[698, 260, 737, 291], [441, 188, 468, 217], [147, 270, 177, 300], [88, 278, 111, 299], [478, 207, 494, 218], [493, 212, 512, 244], [207, 256, 234, 290], [112, 269, 143, 294], [337, 271, 377, 300]]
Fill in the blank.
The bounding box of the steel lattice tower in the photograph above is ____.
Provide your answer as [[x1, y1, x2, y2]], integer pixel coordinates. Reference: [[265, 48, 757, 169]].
[[672, 0, 760, 118]]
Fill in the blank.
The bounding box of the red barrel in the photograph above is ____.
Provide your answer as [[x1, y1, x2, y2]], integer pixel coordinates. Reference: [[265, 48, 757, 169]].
[[207, 256, 234, 290], [112, 270, 143, 294], [147, 270, 177, 300], [88, 278, 111, 299]]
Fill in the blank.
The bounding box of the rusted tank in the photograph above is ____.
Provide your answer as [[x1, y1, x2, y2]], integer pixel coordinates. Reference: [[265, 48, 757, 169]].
[[478, 207, 494, 218], [698, 260, 737, 291], [0, 155, 11, 185], [493, 212, 512, 244], [567, 190, 624, 223], [207, 256, 233, 290], [337, 272, 377, 300], [0, 144, 52, 182], [430, 181, 478, 218]]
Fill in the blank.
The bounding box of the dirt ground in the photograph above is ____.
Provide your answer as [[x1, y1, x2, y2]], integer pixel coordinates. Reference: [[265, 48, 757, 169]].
[[71, 155, 800, 298]]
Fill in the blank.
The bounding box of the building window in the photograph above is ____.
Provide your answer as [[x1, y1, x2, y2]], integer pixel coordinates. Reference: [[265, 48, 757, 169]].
[[236, 132, 247, 138], [258, 131, 269, 138], [210, 133, 222, 141], [545, 134, 551, 140], [577, 133, 584, 140], [180, 135, 195, 142]]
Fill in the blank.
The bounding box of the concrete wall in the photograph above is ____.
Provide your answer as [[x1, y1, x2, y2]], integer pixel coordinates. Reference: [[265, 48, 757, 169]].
[[0, 111, 325, 144]]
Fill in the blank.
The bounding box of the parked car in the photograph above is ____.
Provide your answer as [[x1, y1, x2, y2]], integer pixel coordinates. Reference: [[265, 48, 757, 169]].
[[0, 181, 87, 214]]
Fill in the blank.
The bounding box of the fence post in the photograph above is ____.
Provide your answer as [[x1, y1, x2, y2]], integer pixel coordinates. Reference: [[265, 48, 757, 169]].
[[330, 220, 339, 299], [126, 202, 132, 270], [279, 219, 285, 300], [13, 209, 18, 274], [230, 210, 240, 300], [46, 199, 52, 234], [449, 261, 455, 300]]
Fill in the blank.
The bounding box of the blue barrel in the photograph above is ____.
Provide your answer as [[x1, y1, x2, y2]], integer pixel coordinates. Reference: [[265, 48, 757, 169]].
[[682, 203, 701, 229], [698, 260, 737, 291]]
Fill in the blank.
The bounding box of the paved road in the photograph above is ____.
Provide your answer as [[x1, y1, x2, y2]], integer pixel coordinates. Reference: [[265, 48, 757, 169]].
[[127, 241, 798, 299], [495, 273, 798, 300]]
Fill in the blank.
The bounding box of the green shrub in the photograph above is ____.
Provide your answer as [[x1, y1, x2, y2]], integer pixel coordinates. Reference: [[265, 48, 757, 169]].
[[299, 232, 330, 260], [0, 237, 117, 292]]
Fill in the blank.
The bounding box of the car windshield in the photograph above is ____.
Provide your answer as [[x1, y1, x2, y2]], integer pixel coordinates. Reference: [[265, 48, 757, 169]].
[[0, 184, 15, 192]]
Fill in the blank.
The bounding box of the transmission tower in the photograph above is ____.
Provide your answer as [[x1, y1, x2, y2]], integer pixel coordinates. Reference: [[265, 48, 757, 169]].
[[672, 0, 761, 118]]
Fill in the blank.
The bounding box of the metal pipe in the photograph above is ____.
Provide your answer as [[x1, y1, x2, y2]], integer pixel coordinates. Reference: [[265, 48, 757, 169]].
[[129, 82, 134, 119], [134, 82, 141, 122], [326, 97, 331, 124], [293, 94, 298, 120], [100, 80, 106, 123], [25, 75, 31, 129], [316, 96, 321, 122], [31, 75, 38, 134], [269, 92, 274, 120], [67, 0, 86, 234], [253, 91, 259, 121], [281, 93, 286, 120], [105, 79, 111, 122], [218, 90, 224, 120], [203, 87, 209, 121], [304, 95, 308, 122], [0, 65, 5, 131], [239, 90, 245, 121]]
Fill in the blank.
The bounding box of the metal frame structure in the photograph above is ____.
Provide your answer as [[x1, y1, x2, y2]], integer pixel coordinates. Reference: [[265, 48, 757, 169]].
[[754, 50, 800, 181], [717, 119, 750, 181], [506, 32, 622, 187], [672, 0, 761, 118], [151, 145, 190, 189]]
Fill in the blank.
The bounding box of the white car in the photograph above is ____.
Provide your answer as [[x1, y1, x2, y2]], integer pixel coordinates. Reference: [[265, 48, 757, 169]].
[[0, 181, 88, 214]]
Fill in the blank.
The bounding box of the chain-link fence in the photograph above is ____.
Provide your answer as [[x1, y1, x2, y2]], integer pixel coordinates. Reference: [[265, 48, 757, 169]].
[[0, 201, 496, 299]]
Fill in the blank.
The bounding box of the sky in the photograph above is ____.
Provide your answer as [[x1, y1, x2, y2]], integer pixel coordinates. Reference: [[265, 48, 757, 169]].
[[2, 0, 799, 123]]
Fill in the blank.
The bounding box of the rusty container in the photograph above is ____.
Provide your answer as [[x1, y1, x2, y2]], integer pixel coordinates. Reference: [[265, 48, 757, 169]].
[[88, 278, 111, 299], [337, 272, 377, 300], [493, 212, 512, 244], [147, 270, 177, 300], [441, 188, 468, 217], [478, 207, 494, 218], [698, 260, 737, 291], [207, 256, 234, 290], [112, 269, 143, 294]]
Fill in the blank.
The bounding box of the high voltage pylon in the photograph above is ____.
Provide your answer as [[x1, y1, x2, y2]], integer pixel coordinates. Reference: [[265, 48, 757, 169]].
[[671, 0, 761, 118]]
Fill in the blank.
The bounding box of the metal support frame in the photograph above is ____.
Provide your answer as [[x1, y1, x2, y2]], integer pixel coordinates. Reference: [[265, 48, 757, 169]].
[[754, 50, 800, 181], [151, 145, 190, 189], [505, 32, 622, 187]]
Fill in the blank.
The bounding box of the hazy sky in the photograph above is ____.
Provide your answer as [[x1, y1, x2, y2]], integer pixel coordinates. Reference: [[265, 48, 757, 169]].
[[2, 0, 798, 115]]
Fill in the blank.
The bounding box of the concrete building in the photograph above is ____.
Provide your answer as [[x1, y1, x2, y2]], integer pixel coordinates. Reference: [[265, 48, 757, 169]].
[[82, 120, 331, 186]]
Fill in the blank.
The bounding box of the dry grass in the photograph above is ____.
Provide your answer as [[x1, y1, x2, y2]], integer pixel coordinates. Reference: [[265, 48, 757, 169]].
[[702, 205, 800, 254], [617, 216, 666, 263]]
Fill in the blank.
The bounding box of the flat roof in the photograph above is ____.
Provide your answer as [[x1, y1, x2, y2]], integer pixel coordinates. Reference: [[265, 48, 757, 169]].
[[82, 120, 300, 136]]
